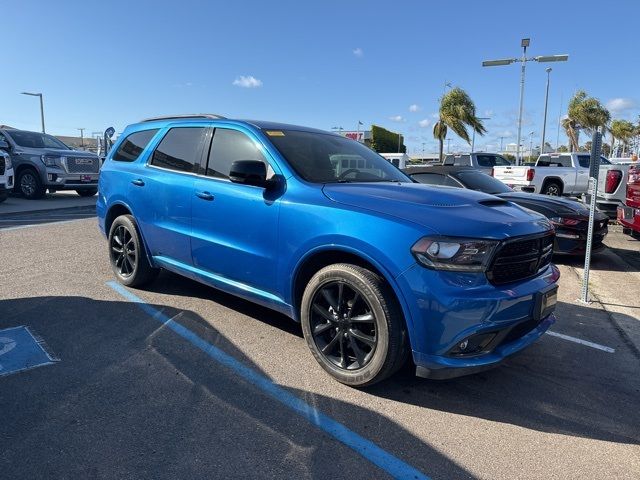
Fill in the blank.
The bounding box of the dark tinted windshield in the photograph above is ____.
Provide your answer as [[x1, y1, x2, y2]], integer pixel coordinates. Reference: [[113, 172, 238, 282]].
[[577, 155, 611, 168], [476, 154, 511, 167], [456, 171, 512, 194], [7, 130, 70, 150], [266, 130, 410, 183]]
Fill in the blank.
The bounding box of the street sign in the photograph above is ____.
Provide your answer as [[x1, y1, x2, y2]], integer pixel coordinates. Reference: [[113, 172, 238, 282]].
[[581, 129, 603, 303]]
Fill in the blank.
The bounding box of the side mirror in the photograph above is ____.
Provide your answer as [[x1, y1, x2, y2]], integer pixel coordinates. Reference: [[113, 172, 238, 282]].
[[229, 160, 267, 187], [0, 140, 9, 151]]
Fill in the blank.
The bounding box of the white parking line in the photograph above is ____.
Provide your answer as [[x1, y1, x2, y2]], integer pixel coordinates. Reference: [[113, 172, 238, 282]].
[[546, 331, 615, 353]]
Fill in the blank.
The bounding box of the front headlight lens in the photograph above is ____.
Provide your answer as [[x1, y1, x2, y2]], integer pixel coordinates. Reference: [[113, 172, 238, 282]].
[[4, 155, 11, 170], [411, 236, 499, 272], [41, 154, 60, 167], [549, 216, 581, 226]]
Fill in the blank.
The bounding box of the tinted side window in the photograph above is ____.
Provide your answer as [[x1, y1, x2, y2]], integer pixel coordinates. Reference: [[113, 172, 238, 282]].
[[206, 128, 266, 179], [476, 155, 493, 167], [112, 129, 159, 162], [151, 127, 206, 173], [411, 173, 450, 186], [453, 156, 470, 166]]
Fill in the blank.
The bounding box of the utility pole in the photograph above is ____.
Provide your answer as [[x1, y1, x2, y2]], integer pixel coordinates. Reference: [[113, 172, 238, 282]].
[[78, 128, 85, 148], [446, 138, 452, 153], [499, 136, 505, 152]]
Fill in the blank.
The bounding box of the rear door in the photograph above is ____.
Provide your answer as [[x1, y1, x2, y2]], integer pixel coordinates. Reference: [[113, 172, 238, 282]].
[[131, 125, 208, 266]]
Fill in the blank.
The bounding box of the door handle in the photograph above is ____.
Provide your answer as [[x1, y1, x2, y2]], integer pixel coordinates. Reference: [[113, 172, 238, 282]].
[[196, 191, 214, 201], [131, 179, 145, 186]]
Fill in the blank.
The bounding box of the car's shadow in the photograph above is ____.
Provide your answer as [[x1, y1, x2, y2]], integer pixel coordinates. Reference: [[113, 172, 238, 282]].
[[0, 295, 473, 479]]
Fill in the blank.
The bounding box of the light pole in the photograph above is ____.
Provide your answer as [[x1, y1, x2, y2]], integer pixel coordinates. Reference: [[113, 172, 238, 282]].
[[540, 67, 552, 155], [446, 138, 452, 153], [21, 92, 45, 133], [499, 136, 506, 152], [471, 117, 491, 152], [397, 133, 403, 153], [482, 39, 568, 165], [422, 142, 426, 156]]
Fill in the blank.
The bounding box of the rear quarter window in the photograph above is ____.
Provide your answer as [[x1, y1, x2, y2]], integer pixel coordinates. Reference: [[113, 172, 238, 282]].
[[112, 129, 159, 162]]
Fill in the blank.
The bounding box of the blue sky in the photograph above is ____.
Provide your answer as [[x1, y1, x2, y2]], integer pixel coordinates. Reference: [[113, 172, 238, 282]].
[[3, 0, 639, 154]]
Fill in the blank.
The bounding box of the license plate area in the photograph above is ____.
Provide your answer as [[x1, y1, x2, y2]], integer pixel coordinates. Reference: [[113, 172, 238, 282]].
[[80, 175, 92, 182], [534, 285, 558, 321]]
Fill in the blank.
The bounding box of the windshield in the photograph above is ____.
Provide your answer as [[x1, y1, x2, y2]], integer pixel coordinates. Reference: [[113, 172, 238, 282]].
[[7, 130, 70, 150], [456, 171, 512, 194], [266, 130, 411, 183]]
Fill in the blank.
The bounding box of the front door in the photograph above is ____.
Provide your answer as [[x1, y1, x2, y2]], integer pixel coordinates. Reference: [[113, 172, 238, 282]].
[[190, 127, 282, 296]]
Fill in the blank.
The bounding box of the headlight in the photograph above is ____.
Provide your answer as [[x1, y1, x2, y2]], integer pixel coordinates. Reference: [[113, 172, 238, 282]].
[[549, 216, 581, 226], [41, 154, 60, 167], [411, 236, 499, 272], [4, 155, 11, 170]]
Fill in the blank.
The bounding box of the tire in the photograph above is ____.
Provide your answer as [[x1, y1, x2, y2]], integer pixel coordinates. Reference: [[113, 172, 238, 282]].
[[108, 214, 159, 288], [76, 188, 98, 197], [17, 169, 46, 199], [541, 181, 562, 196], [300, 263, 408, 387]]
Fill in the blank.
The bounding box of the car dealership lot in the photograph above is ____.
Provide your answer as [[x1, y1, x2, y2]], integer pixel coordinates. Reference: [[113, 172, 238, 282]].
[[1, 215, 639, 479]]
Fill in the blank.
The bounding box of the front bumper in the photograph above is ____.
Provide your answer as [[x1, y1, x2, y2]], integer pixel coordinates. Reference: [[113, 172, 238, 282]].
[[44, 167, 99, 189], [553, 226, 608, 255], [0, 168, 14, 191], [396, 263, 559, 379]]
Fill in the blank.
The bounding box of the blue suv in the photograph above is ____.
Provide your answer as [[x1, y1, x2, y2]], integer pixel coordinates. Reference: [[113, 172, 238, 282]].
[[98, 114, 559, 386]]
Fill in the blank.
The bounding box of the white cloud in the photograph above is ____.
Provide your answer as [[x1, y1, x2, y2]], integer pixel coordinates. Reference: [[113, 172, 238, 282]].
[[484, 109, 494, 117], [430, 112, 440, 119], [389, 115, 404, 122], [606, 97, 637, 113], [232, 75, 263, 88], [418, 119, 430, 128], [409, 104, 421, 112], [353, 47, 363, 57]]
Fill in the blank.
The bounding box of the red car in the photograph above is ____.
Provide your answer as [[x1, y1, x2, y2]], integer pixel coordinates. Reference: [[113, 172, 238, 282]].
[[617, 164, 640, 237]]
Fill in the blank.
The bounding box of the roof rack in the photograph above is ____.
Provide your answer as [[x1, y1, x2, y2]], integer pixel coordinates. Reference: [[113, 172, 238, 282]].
[[140, 113, 227, 123]]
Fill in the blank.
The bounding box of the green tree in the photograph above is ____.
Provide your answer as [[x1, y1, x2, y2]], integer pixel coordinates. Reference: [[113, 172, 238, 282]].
[[370, 125, 406, 153], [432, 87, 486, 161], [564, 90, 610, 151]]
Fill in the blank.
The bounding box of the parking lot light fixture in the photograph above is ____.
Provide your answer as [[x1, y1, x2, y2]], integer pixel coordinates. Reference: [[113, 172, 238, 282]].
[[21, 91, 45, 133], [482, 39, 568, 166]]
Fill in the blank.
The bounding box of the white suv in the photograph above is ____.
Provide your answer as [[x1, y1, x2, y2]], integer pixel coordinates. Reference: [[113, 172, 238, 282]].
[[0, 149, 14, 203]]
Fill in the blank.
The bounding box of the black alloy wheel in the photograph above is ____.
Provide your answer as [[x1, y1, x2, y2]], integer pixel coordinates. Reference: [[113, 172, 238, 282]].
[[309, 281, 377, 370], [110, 224, 137, 278]]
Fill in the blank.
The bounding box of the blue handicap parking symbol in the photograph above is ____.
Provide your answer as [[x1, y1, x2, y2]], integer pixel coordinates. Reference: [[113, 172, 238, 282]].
[[0, 326, 58, 377]]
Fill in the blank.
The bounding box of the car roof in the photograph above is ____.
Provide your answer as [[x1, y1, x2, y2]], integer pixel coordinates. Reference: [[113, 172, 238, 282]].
[[402, 165, 478, 175], [129, 115, 334, 136]]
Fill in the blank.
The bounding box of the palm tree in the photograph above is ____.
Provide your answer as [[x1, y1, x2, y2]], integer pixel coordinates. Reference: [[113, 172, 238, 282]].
[[610, 119, 635, 156], [564, 90, 610, 151], [433, 87, 486, 161]]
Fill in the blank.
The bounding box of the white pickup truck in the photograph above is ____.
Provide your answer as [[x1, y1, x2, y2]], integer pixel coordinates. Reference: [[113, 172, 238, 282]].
[[0, 149, 14, 203], [493, 152, 611, 196]]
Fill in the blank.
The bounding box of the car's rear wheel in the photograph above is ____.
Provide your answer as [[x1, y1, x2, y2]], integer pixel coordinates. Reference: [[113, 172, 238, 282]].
[[76, 188, 98, 197], [17, 169, 46, 199], [542, 181, 562, 196], [108, 214, 159, 287], [300, 263, 407, 387]]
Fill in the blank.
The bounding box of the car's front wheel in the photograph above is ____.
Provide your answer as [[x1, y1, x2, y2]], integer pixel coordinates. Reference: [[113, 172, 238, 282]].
[[300, 263, 408, 387], [17, 169, 46, 199], [108, 214, 159, 287]]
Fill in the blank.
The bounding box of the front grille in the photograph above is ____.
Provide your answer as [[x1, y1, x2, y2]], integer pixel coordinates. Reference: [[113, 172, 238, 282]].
[[67, 157, 99, 173], [0, 156, 5, 176], [487, 233, 554, 285]]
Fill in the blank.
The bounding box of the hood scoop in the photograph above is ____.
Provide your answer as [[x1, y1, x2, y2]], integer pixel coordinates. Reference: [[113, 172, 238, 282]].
[[478, 199, 510, 207]]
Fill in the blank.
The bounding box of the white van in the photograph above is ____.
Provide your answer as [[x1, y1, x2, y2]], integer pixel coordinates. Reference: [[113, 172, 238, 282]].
[[379, 153, 410, 169]]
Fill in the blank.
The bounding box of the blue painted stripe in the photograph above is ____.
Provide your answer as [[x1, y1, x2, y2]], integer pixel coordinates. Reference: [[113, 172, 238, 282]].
[[107, 281, 429, 480]]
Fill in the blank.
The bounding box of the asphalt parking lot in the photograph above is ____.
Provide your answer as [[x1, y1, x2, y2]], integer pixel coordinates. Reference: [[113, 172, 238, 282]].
[[1, 207, 639, 479]]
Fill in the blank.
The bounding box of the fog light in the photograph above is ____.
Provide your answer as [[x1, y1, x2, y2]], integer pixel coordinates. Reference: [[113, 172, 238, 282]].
[[458, 340, 468, 351], [449, 333, 497, 356]]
